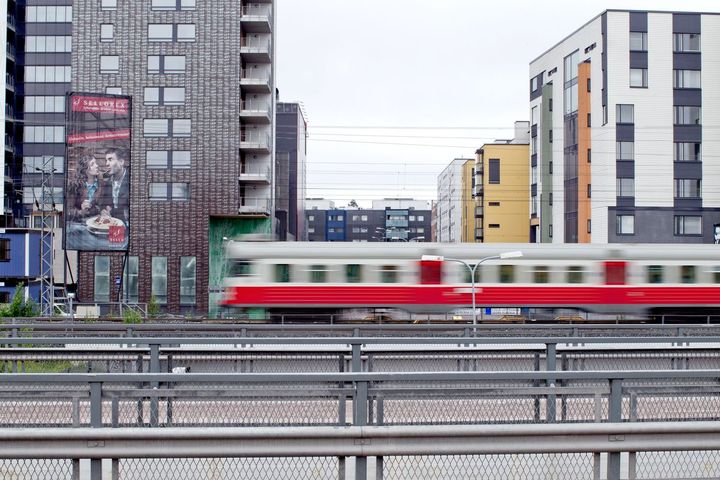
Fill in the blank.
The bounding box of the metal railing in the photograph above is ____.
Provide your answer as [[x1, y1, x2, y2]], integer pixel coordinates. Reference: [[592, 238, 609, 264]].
[[241, 4, 273, 19], [239, 197, 272, 214], [240, 36, 272, 53], [240, 99, 271, 114], [240, 130, 271, 147], [239, 165, 272, 179]]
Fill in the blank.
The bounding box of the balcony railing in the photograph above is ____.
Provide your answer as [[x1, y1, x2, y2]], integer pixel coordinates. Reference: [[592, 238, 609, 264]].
[[6, 14, 16, 29], [241, 4, 272, 19], [5, 73, 15, 88], [240, 37, 271, 54], [239, 165, 272, 182], [240, 131, 270, 145], [6, 44, 15, 59], [239, 197, 271, 215], [475, 206, 483, 218], [240, 99, 271, 114]]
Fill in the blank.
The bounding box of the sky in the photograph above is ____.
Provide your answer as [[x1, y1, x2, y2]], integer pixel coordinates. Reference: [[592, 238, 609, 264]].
[[276, 0, 720, 208]]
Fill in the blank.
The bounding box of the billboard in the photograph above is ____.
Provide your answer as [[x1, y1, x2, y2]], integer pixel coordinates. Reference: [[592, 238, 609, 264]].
[[64, 93, 132, 251]]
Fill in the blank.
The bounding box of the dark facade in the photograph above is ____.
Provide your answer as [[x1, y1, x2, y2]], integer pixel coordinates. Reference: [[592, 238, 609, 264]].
[[0, 229, 47, 302], [275, 102, 306, 241], [305, 208, 431, 242]]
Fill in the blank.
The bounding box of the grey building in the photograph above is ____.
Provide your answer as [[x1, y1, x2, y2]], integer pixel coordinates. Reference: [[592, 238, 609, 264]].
[[275, 101, 307, 241], [69, 0, 276, 314]]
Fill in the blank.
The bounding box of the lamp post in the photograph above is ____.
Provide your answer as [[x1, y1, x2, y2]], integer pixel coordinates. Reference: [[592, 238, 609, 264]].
[[422, 251, 523, 325]]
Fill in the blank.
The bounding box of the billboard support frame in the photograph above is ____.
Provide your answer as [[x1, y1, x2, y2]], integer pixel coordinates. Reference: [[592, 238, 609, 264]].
[[39, 155, 56, 317]]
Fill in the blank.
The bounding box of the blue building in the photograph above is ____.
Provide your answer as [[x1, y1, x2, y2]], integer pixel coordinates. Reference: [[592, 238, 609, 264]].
[[0, 229, 50, 303], [326, 210, 347, 242]]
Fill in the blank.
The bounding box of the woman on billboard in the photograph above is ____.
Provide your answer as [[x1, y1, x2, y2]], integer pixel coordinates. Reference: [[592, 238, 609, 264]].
[[67, 154, 104, 223]]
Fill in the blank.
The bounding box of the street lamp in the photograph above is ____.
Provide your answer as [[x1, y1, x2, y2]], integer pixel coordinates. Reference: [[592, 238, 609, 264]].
[[421, 250, 523, 325]]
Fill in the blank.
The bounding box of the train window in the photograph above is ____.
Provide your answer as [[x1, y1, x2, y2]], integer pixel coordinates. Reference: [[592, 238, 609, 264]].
[[346, 264, 362, 283], [381, 265, 398, 283], [567, 266, 584, 283], [228, 260, 253, 277], [681, 265, 696, 284], [499, 265, 515, 283], [647, 265, 663, 284], [310, 265, 327, 283], [462, 266, 481, 283], [533, 266, 549, 283], [274, 264, 290, 283], [714, 269, 720, 284]]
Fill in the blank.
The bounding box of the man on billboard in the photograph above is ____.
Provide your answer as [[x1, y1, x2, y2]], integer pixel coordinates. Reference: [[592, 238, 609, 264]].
[[99, 148, 130, 225]]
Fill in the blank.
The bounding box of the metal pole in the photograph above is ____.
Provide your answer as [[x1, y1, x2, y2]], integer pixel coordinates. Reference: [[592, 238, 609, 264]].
[[90, 382, 102, 480]]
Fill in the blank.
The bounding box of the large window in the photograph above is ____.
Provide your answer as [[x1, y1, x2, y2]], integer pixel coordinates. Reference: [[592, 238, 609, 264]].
[[151, 257, 168, 304], [629, 32, 648, 51], [144, 87, 185, 106], [647, 265, 663, 284], [173, 119, 191, 137], [533, 266, 549, 284], [100, 55, 120, 73], [617, 178, 635, 197], [567, 266, 584, 284], [616, 141, 634, 160], [101, 0, 117, 10], [310, 265, 327, 283], [149, 24, 196, 42], [148, 55, 186, 74], [149, 182, 190, 201], [674, 106, 701, 125], [681, 265, 696, 284], [616, 104, 634, 124], [380, 265, 398, 283], [144, 119, 191, 138], [488, 159, 500, 184], [94, 256, 110, 302], [151, 0, 196, 10], [146, 151, 191, 169], [674, 70, 701, 89], [499, 265, 515, 283], [674, 33, 700, 53], [24, 96, 65, 113], [26, 6, 73, 22], [22, 156, 64, 174], [346, 264, 362, 283], [674, 216, 702, 235], [180, 256, 196, 305], [123, 256, 139, 302], [630, 68, 648, 88], [674, 142, 702, 162], [24, 66, 71, 83], [23, 126, 65, 143], [25, 36, 72, 52], [274, 264, 290, 283], [616, 215, 635, 235], [674, 179, 701, 198]]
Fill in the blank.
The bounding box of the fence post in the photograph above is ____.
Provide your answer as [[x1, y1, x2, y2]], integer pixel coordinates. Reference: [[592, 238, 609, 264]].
[[607, 378, 623, 480], [545, 343, 557, 423], [90, 382, 103, 480], [352, 342, 368, 480], [149, 344, 160, 427]]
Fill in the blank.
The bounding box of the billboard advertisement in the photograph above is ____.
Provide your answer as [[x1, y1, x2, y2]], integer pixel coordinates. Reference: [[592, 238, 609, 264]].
[[64, 93, 132, 251]]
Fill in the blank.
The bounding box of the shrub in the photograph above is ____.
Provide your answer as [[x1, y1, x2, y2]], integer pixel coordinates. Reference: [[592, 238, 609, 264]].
[[123, 309, 143, 324], [148, 294, 160, 318]]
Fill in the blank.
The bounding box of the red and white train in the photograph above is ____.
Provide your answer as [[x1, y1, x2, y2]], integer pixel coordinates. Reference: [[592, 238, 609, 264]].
[[221, 242, 720, 317]]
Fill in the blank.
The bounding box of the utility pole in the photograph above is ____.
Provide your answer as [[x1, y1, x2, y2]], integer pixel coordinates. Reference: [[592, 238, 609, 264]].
[[38, 156, 56, 317]]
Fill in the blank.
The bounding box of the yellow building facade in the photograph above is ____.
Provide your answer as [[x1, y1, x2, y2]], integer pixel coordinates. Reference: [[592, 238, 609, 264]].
[[473, 141, 530, 243]]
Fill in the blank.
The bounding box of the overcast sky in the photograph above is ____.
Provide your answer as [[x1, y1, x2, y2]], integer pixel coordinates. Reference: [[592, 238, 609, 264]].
[[276, 0, 720, 208]]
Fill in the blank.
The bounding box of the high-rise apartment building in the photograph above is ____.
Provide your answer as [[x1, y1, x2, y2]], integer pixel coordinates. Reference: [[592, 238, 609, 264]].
[[275, 102, 307, 241], [473, 123, 530, 243], [436, 158, 472, 242], [69, 0, 276, 313], [531, 10, 720, 244]]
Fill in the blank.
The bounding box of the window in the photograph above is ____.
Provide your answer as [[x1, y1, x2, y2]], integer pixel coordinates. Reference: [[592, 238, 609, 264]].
[[24, 96, 65, 113], [531, 165, 537, 184], [531, 106, 538, 125], [274, 264, 290, 283], [616, 104, 634, 124], [24, 66, 71, 83], [26, 6, 73, 22], [531, 136, 537, 155], [587, 148, 591, 163], [681, 265, 696, 284], [564, 50, 579, 83], [549, 130, 553, 143], [100, 55, 119, 73], [149, 182, 189, 201], [22, 187, 63, 205], [417, 215, 424, 221], [629, 32, 648, 51], [674, 142, 701, 162], [647, 265, 663, 284], [151, 257, 167, 304], [674, 70, 701, 89], [488, 159, 500, 184], [674, 33, 700, 53], [674, 179, 701, 198], [674, 216, 702, 235], [462, 266, 481, 284], [310, 265, 326, 283], [346, 264, 362, 283], [617, 178, 635, 197], [499, 265, 515, 283], [22, 156, 64, 174], [616, 215, 635, 235], [101, 0, 117, 10], [0, 239, 9, 261], [25, 36, 72, 52], [106, 87, 122, 95], [616, 141, 634, 160], [94, 256, 110, 302], [533, 266, 549, 284], [144, 119, 168, 137], [530, 76, 538, 92], [587, 113, 591, 127], [23, 126, 65, 143], [714, 268, 720, 284], [148, 24, 174, 42], [171, 183, 189, 200], [587, 184, 591, 198], [152, 0, 196, 10], [362, 215, 368, 221], [229, 261, 252, 277], [173, 119, 191, 137], [548, 193, 553, 206], [380, 265, 398, 283], [630, 68, 648, 88], [308, 215, 315, 222], [146, 151, 191, 170], [674, 106, 701, 125], [144, 87, 185, 106], [489, 224, 500, 228], [307, 227, 315, 234], [567, 266, 584, 284], [123, 256, 139, 302], [101, 24, 114, 42], [177, 24, 196, 42], [180, 256, 196, 305], [148, 55, 186, 74]]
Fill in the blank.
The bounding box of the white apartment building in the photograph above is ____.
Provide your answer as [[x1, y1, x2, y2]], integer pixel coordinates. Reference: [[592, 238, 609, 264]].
[[436, 158, 470, 242], [530, 10, 720, 244]]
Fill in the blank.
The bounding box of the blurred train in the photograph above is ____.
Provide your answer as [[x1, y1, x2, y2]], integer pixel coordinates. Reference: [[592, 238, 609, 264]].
[[221, 242, 720, 318]]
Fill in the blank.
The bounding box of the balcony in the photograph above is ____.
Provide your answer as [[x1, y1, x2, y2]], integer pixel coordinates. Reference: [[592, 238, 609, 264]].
[[6, 14, 16, 31], [240, 5, 273, 33], [240, 36, 271, 63], [240, 131, 271, 153], [5, 104, 16, 121], [240, 99, 272, 124], [239, 197, 271, 216], [4, 135, 14, 154], [475, 228, 483, 240], [239, 165, 271, 184], [5, 73, 15, 92], [475, 206, 483, 218], [240, 69, 272, 93], [6, 44, 15, 62]]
